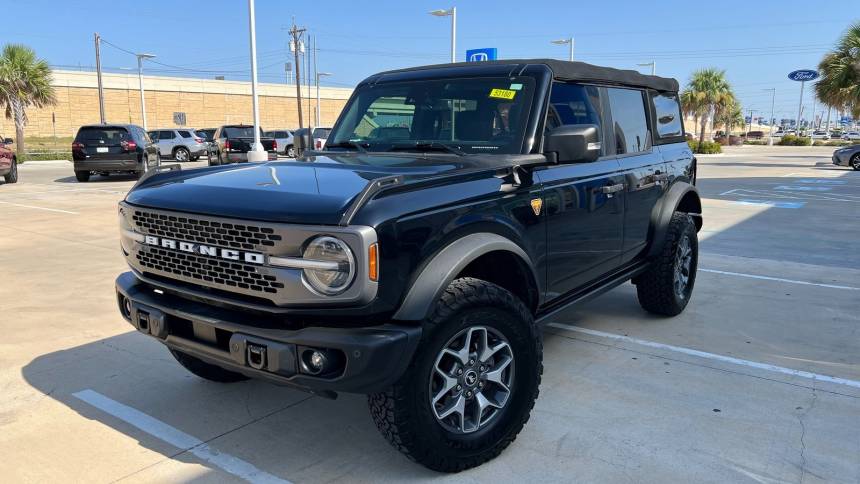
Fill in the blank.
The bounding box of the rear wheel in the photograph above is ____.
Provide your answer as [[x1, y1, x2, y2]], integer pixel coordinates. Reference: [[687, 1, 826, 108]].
[[174, 146, 190, 162], [851, 153, 860, 171], [369, 278, 542, 472], [635, 212, 698, 316], [75, 170, 90, 182], [169, 349, 249, 383], [286, 145, 295, 158], [4, 158, 17, 183]]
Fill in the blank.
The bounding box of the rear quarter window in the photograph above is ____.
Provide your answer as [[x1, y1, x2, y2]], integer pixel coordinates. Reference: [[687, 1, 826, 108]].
[[178, 130, 193, 138], [651, 93, 684, 141]]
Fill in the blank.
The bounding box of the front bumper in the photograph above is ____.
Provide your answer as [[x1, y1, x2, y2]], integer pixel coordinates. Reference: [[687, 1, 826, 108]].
[[116, 271, 421, 396], [833, 153, 848, 166]]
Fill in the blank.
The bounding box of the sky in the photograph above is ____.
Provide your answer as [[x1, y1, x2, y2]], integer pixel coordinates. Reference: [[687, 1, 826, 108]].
[[6, 0, 857, 124]]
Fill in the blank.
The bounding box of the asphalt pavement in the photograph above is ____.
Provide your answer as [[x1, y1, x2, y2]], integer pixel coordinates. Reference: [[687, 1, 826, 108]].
[[0, 147, 858, 483]]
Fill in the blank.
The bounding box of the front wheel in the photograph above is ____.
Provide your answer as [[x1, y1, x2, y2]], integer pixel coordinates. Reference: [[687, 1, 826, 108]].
[[286, 145, 295, 158], [369, 278, 542, 472], [635, 212, 698, 316], [851, 154, 860, 171]]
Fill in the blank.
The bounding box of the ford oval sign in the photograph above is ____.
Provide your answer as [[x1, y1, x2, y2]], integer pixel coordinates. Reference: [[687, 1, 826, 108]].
[[788, 70, 819, 82]]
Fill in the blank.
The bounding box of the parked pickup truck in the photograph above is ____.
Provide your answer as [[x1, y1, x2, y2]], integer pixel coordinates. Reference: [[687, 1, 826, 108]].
[[116, 59, 701, 472], [207, 125, 278, 165]]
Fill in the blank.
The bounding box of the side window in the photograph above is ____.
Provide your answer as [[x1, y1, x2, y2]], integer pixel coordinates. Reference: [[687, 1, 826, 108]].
[[178, 130, 192, 138], [546, 82, 603, 155], [148, 131, 159, 141], [651, 93, 683, 139], [606, 88, 651, 154], [161, 130, 176, 140]]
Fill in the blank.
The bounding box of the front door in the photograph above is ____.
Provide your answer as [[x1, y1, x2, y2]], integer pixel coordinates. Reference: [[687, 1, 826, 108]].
[[539, 82, 625, 299]]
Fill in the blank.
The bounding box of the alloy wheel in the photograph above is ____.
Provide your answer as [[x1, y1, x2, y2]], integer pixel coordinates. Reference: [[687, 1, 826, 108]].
[[429, 325, 514, 434]]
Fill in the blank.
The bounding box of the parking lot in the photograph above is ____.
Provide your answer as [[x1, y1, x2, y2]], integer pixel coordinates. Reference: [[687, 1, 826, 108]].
[[0, 146, 858, 483]]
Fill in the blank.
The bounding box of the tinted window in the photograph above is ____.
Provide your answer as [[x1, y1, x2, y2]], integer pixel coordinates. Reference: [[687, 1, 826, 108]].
[[607, 88, 650, 154], [159, 130, 176, 140], [148, 131, 158, 140], [178, 130, 192, 138], [546, 83, 603, 149], [312, 128, 331, 138], [224, 126, 265, 138], [652, 93, 683, 139], [75, 127, 130, 144]]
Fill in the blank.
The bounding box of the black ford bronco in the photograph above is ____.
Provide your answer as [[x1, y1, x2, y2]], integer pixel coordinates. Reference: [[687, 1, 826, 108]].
[[115, 59, 701, 472]]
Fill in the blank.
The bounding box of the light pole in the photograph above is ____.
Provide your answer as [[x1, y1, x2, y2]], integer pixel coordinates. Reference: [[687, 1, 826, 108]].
[[315, 72, 332, 126], [429, 7, 456, 62], [246, 0, 266, 162], [551, 37, 574, 61], [637, 61, 656, 75], [135, 53, 155, 130], [764, 88, 776, 145], [746, 109, 756, 139]]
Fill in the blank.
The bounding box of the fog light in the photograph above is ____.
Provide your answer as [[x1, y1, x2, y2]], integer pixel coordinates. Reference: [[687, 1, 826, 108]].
[[310, 351, 326, 372], [298, 347, 345, 377]]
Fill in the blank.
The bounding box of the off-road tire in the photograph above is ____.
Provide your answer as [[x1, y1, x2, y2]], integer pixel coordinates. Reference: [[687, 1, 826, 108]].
[[169, 349, 249, 383], [636, 212, 698, 316], [368, 278, 542, 472], [4, 158, 17, 183], [75, 170, 90, 182], [851, 153, 860, 171]]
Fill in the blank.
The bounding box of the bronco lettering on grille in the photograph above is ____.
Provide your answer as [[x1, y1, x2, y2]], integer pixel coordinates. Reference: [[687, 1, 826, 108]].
[[143, 235, 265, 265]]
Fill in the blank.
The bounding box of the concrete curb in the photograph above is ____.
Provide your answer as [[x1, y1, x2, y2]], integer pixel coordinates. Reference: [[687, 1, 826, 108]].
[[20, 159, 71, 166]]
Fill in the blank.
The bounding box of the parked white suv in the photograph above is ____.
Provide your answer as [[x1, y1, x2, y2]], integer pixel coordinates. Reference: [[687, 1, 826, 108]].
[[264, 130, 296, 157], [842, 131, 860, 141], [148, 129, 207, 162]]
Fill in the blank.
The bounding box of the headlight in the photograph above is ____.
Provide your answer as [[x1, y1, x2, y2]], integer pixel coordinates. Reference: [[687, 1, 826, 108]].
[[301, 236, 356, 295]]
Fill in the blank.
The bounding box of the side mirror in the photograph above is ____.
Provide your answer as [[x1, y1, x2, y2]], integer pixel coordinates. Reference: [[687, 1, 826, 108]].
[[3, 138, 12, 145], [543, 124, 600, 163]]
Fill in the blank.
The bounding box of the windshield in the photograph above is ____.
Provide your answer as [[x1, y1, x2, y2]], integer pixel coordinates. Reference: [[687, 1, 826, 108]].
[[327, 76, 535, 155], [224, 126, 265, 138]]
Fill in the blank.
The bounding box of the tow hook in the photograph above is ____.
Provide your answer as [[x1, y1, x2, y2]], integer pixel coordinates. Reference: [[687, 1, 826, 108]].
[[247, 343, 267, 370]]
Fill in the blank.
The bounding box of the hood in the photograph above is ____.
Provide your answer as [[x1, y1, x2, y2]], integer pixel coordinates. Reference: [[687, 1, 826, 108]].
[[125, 154, 475, 225]]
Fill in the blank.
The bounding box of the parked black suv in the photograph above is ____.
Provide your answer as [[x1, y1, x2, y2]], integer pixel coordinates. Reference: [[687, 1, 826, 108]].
[[115, 60, 701, 471], [72, 124, 159, 182]]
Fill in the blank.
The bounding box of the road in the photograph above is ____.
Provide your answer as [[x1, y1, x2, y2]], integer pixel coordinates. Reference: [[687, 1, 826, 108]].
[[0, 147, 858, 483]]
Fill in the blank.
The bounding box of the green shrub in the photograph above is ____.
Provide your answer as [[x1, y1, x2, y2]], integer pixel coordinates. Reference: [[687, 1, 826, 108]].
[[778, 135, 811, 146], [743, 140, 768, 145], [18, 151, 72, 162], [687, 140, 722, 154]]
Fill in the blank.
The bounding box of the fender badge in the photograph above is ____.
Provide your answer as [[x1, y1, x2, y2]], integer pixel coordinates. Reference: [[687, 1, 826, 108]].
[[530, 198, 543, 216]]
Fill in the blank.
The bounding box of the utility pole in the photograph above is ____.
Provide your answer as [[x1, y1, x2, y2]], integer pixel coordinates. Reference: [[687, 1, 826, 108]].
[[289, 22, 306, 132], [135, 53, 155, 130], [246, 0, 265, 162], [764, 88, 775, 145], [94, 33, 105, 124], [747, 109, 756, 138]]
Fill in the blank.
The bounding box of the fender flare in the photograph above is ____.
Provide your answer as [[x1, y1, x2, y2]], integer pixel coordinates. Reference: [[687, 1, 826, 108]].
[[646, 181, 702, 258], [392, 232, 536, 321]]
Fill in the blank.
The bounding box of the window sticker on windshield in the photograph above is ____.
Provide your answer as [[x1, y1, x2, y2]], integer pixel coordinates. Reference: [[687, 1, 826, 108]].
[[489, 88, 516, 100], [509, 83, 523, 91]]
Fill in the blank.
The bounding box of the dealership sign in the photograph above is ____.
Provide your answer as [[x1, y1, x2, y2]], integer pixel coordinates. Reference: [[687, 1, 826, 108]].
[[787, 70, 819, 82]]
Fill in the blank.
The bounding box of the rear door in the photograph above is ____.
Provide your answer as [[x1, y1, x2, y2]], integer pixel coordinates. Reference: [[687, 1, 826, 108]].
[[157, 130, 177, 156], [604, 87, 667, 260], [75, 126, 133, 161], [539, 83, 626, 297]]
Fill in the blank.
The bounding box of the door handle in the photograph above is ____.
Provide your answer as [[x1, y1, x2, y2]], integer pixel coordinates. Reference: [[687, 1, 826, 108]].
[[599, 183, 625, 194], [654, 173, 669, 181]]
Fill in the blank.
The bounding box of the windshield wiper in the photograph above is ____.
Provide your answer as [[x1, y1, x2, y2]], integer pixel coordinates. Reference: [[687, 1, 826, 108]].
[[325, 140, 368, 153], [387, 142, 466, 156]]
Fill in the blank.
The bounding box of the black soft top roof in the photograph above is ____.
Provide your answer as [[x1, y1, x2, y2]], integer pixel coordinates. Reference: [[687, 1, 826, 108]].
[[375, 58, 679, 93]]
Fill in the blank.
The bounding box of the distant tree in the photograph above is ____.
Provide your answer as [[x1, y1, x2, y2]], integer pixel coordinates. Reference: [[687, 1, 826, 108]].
[[815, 22, 860, 119], [681, 68, 735, 151], [716, 101, 744, 138], [0, 44, 57, 156]]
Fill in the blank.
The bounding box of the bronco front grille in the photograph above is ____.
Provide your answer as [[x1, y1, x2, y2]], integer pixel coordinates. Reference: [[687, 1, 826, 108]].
[[136, 246, 285, 294], [131, 210, 282, 252]]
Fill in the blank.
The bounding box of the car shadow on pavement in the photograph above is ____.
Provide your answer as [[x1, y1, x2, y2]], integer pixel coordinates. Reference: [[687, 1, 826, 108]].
[[54, 174, 141, 184], [20, 331, 439, 481]]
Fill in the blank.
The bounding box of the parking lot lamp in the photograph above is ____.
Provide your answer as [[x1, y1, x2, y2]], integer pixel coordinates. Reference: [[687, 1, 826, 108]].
[[315, 72, 332, 126], [429, 7, 456, 62], [246, 0, 266, 162], [135, 53, 155, 130], [637, 61, 656, 75], [764, 88, 776, 145], [551, 38, 574, 61]]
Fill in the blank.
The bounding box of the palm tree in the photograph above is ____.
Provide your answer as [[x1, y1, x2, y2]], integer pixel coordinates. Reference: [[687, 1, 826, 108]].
[[815, 22, 860, 119], [681, 68, 734, 150], [0, 44, 56, 157], [715, 101, 744, 141]]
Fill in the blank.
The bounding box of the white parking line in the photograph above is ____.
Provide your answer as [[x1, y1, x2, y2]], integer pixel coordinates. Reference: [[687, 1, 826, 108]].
[[72, 390, 290, 484], [547, 324, 860, 390], [700, 268, 860, 291], [0, 200, 78, 214]]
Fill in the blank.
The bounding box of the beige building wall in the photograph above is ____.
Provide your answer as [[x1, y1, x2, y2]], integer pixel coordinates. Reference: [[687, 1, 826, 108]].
[[0, 70, 353, 139]]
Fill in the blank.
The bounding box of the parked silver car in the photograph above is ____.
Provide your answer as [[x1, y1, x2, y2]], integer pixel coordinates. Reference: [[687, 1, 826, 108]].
[[263, 129, 296, 157], [147, 129, 207, 162]]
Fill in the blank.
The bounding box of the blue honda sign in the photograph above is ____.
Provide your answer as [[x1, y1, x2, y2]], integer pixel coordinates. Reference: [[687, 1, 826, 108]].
[[466, 48, 497, 62], [787, 69, 819, 82]]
